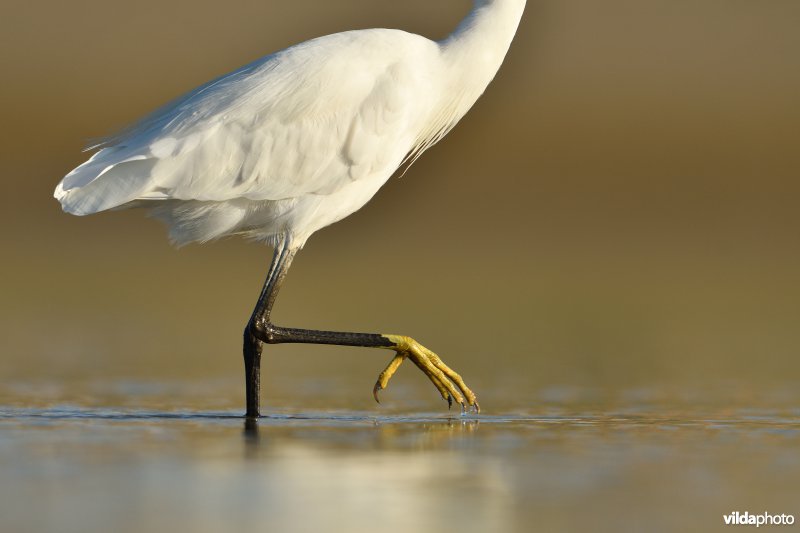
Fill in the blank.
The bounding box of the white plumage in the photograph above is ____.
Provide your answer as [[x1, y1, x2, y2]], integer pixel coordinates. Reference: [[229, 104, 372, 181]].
[[55, 1, 526, 248]]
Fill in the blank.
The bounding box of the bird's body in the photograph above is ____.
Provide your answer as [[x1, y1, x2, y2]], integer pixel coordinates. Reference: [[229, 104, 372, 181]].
[[55, 0, 526, 415]]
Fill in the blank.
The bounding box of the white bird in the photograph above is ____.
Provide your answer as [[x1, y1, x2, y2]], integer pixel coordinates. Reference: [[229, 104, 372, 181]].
[[54, 0, 526, 417]]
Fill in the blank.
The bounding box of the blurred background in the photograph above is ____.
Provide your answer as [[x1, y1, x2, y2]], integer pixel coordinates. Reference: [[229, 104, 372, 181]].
[[1, 0, 799, 408]]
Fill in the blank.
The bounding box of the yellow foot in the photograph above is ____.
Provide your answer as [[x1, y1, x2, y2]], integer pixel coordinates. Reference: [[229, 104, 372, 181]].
[[373, 334, 480, 413]]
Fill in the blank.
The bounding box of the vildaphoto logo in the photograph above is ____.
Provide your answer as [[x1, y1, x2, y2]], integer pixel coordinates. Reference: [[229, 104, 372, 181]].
[[723, 511, 795, 527]]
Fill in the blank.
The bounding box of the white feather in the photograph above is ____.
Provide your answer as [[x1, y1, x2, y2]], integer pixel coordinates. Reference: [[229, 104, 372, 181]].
[[55, 0, 526, 246]]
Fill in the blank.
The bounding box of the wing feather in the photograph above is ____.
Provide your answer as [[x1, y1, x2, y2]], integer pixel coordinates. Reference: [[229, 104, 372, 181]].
[[56, 30, 438, 215]]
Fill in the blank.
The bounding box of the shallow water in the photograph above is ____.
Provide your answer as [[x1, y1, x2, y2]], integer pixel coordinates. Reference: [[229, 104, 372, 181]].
[[1, 381, 798, 533]]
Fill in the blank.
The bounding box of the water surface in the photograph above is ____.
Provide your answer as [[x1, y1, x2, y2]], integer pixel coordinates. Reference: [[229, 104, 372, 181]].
[[1, 381, 797, 533]]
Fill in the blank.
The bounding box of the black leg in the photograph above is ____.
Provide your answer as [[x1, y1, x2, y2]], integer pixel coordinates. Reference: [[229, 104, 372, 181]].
[[243, 241, 296, 418], [257, 325, 395, 348], [242, 240, 479, 417], [242, 327, 263, 418]]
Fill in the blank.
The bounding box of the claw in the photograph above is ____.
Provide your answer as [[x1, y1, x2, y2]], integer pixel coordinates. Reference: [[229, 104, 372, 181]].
[[376, 334, 479, 414], [372, 352, 407, 404], [409, 355, 463, 405]]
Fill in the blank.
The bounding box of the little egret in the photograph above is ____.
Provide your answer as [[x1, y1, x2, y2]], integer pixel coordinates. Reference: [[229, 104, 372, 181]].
[[54, 0, 526, 416]]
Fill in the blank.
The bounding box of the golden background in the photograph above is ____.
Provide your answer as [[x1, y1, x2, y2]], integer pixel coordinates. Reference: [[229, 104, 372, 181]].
[[1, 0, 799, 409]]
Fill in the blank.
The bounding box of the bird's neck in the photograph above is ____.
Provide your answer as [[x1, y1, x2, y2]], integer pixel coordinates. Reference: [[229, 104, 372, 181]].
[[439, 0, 526, 95]]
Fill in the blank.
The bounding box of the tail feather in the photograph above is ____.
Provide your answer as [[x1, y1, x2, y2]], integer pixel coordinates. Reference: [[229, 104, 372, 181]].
[[55, 158, 158, 215]]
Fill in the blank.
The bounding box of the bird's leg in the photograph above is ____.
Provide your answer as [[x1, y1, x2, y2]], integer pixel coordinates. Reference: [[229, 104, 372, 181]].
[[243, 328, 262, 418], [244, 241, 479, 416], [243, 241, 297, 418], [258, 327, 479, 412]]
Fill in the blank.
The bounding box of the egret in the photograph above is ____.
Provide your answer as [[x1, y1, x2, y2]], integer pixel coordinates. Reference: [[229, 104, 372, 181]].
[[54, 0, 526, 416]]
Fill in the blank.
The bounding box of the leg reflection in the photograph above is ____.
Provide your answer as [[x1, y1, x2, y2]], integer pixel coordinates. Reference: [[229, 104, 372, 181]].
[[243, 416, 260, 449]]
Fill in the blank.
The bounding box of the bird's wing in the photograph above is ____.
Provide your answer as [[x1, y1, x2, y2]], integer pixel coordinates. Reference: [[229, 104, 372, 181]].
[[56, 30, 434, 215]]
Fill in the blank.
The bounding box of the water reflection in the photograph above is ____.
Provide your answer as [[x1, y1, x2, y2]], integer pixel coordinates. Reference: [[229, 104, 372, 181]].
[[0, 398, 798, 533]]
